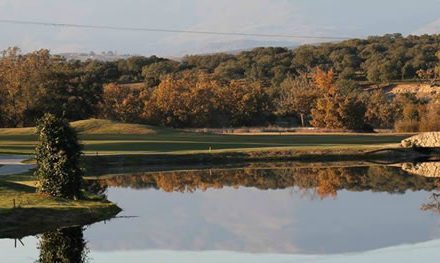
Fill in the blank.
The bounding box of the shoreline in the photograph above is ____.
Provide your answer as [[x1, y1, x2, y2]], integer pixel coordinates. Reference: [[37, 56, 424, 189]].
[[0, 204, 121, 239], [0, 145, 436, 239], [83, 146, 433, 171]]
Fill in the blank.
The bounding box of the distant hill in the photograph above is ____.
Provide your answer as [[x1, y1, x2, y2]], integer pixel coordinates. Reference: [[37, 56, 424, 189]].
[[175, 39, 298, 56], [58, 40, 299, 61], [58, 52, 135, 62]]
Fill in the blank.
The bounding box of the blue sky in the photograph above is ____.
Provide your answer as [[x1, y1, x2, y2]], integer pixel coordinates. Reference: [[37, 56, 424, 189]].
[[0, 0, 440, 56]]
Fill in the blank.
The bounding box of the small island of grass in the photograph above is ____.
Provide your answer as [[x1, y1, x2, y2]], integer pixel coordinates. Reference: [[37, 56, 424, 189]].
[[0, 179, 120, 239], [0, 115, 121, 239]]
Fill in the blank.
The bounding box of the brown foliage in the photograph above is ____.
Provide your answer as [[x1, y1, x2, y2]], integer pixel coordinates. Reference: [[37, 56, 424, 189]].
[[0, 48, 52, 126], [419, 103, 440, 132], [307, 69, 367, 130], [311, 93, 366, 130], [147, 71, 271, 127], [313, 68, 336, 95], [393, 94, 440, 132], [147, 71, 222, 127], [99, 83, 145, 123]]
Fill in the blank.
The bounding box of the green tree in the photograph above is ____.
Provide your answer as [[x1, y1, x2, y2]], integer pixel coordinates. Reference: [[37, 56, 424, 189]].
[[141, 60, 180, 88], [219, 79, 272, 126], [363, 91, 398, 128], [277, 73, 319, 126], [34, 114, 83, 199], [435, 51, 440, 82]]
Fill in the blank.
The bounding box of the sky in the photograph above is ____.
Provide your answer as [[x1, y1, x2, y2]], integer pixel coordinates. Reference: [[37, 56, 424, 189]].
[[0, 0, 440, 56]]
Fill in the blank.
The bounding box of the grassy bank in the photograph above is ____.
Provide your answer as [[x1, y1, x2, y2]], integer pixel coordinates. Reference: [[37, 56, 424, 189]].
[[0, 179, 121, 239], [83, 146, 422, 176], [0, 119, 409, 156]]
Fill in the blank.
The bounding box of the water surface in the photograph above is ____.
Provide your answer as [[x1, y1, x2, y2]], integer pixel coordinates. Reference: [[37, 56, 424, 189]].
[[2, 163, 440, 262]]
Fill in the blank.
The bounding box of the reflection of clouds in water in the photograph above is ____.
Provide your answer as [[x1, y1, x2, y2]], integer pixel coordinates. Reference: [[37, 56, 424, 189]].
[[86, 239, 440, 263], [5, 234, 440, 263], [3, 165, 440, 260], [86, 165, 440, 254], [199, 188, 300, 253], [0, 155, 35, 176]]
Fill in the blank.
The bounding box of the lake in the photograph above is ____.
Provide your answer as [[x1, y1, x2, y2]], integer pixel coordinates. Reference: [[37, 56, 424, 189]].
[[1, 162, 440, 262]]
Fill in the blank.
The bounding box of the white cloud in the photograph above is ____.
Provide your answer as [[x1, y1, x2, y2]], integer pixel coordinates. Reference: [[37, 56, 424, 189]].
[[414, 18, 440, 34]]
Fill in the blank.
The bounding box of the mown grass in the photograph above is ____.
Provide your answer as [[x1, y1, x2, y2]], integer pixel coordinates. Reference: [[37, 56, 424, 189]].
[[0, 119, 408, 155]]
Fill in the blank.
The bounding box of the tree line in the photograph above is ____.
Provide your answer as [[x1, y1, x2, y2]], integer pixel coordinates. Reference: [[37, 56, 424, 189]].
[[1, 33, 440, 131]]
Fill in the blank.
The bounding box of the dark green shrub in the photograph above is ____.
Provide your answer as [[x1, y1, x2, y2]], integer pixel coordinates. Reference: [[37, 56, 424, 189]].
[[34, 113, 83, 199]]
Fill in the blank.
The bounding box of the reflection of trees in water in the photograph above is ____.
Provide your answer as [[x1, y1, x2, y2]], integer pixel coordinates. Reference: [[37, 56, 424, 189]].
[[421, 193, 440, 214], [98, 166, 440, 199], [37, 227, 88, 263], [84, 179, 108, 198]]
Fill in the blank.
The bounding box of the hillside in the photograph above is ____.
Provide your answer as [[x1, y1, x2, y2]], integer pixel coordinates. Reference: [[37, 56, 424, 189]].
[[386, 83, 440, 100], [0, 119, 159, 136], [71, 119, 158, 135]]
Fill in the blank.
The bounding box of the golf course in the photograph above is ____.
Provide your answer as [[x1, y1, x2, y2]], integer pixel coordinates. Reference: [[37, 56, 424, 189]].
[[0, 118, 417, 238], [0, 119, 409, 156]]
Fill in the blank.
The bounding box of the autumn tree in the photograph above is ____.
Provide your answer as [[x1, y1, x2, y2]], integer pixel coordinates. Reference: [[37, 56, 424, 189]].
[[310, 69, 366, 130], [311, 94, 366, 130], [219, 79, 272, 126], [146, 70, 271, 127], [313, 68, 336, 94], [147, 71, 222, 127], [0, 48, 104, 127], [0, 47, 52, 127], [419, 102, 440, 131], [393, 94, 423, 132], [99, 83, 144, 122]]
